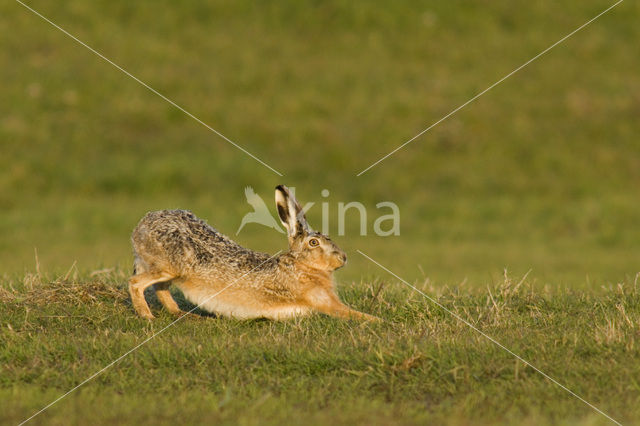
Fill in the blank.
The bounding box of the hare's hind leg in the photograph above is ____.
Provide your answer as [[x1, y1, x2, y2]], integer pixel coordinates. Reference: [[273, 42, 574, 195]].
[[129, 271, 176, 319], [154, 282, 187, 317]]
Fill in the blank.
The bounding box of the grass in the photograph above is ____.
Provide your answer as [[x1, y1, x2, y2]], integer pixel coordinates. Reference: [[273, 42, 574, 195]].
[[1, 270, 639, 425], [1, 0, 640, 424], [1, 0, 639, 284]]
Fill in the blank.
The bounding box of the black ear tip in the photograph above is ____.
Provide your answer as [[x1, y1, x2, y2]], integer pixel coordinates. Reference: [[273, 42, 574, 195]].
[[275, 184, 288, 193]]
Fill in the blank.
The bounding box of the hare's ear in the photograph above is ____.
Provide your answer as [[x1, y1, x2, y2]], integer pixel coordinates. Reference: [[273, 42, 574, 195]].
[[275, 185, 309, 237]]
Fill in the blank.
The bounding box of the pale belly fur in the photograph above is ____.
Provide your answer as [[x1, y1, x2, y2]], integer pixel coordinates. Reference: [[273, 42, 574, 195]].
[[178, 285, 311, 320]]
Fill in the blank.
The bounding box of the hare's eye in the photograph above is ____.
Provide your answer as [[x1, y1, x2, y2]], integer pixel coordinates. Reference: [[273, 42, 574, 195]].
[[308, 238, 319, 247]]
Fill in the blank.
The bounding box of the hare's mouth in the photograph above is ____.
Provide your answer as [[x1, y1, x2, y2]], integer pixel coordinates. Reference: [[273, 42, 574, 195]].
[[332, 251, 347, 268]]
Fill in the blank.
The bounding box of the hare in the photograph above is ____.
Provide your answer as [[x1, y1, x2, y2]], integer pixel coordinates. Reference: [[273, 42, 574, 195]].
[[128, 185, 378, 321]]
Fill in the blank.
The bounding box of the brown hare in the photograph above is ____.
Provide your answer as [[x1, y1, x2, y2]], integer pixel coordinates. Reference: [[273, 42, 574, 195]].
[[128, 185, 378, 321]]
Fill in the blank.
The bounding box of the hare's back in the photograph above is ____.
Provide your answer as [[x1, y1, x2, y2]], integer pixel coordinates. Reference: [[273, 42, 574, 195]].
[[132, 210, 270, 271]]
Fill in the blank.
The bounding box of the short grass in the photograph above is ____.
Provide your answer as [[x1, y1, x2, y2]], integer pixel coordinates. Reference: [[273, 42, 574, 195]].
[[1, 270, 640, 425], [1, 0, 639, 285]]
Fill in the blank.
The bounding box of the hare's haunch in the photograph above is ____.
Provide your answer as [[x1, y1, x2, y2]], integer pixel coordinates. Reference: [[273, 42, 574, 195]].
[[128, 185, 378, 321]]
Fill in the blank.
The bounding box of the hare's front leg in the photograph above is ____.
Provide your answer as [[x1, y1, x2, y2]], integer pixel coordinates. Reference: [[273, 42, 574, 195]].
[[306, 288, 380, 322], [327, 304, 380, 322], [128, 271, 176, 319]]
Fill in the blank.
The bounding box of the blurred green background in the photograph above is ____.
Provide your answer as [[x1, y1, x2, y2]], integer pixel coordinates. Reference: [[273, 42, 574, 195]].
[[1, 0, 638, 287]]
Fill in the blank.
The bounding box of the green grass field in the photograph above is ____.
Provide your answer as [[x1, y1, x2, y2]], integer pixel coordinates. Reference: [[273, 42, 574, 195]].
[[1, 0, 639, 424], [2, 272, 640, 425]]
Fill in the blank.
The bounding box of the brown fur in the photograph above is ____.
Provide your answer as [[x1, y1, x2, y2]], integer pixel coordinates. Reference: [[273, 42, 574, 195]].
[[128, 185, 378, 321]]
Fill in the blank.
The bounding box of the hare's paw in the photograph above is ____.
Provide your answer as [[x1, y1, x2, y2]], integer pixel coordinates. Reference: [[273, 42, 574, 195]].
[[176, 311, 205, 320], [138, 310, 155, 320]]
